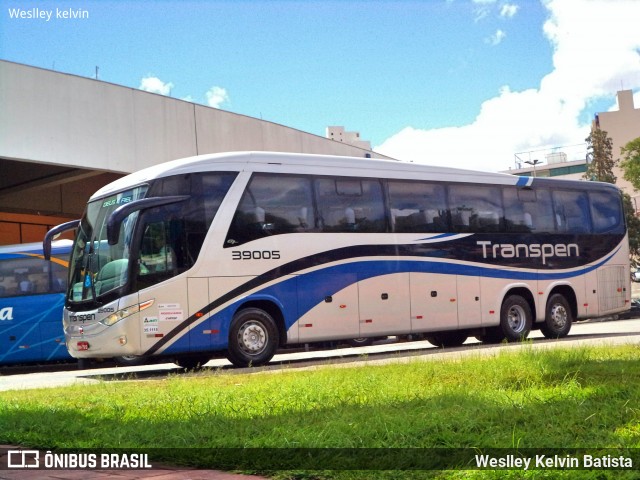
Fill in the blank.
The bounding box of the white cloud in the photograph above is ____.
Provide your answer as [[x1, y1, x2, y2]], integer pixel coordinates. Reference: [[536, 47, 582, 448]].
[[376, 0, 640, 172], [139, 76, 174, 96], [472, 0, 497, 22], [500, 3, 519, 18], [206, 86, 229, 108], [486, 29, 506, 45]]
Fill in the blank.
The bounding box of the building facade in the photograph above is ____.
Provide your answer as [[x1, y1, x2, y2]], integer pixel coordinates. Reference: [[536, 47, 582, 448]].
[[595, 90, 640, 210], [326, 126, 372, 150], [504, 90, 640, 210], [0, 61, 389, 245]]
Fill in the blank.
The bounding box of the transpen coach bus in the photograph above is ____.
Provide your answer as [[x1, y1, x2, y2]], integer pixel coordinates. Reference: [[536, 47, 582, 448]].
[[0, 240, 72, 365], [44, 152, 630, 368]]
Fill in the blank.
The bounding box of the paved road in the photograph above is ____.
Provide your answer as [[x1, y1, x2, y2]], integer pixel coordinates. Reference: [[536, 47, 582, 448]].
[[2, 316, 640, 391]]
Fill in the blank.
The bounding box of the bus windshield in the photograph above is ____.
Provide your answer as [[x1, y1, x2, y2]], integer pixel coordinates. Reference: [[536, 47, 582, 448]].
[[68, 186, 148, 304]]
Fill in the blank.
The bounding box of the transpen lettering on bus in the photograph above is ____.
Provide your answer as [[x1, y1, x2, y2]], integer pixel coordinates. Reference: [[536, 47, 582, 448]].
[[46, 151, 630, 369], [476, 240, 580, 265]]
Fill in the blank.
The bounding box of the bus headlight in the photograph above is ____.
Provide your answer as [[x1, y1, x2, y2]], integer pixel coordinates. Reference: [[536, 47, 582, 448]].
[[101, 300, 154, 326]]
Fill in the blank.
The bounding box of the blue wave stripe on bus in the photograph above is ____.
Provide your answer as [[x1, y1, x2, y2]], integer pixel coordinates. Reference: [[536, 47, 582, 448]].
[[516, 176, 533, 187], [415, 233, 473, 242], [160, 246, 620, 355]]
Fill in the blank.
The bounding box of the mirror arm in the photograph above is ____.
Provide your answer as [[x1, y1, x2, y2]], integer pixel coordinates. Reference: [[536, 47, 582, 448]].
[[43, 219, 80, 260]]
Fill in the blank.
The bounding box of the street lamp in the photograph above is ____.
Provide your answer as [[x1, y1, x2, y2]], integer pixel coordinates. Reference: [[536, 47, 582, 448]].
[[524, 159, 541, 177]]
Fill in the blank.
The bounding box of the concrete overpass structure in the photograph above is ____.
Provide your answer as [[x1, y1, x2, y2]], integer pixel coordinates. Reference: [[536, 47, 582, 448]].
[[0, 60, 388, 245]]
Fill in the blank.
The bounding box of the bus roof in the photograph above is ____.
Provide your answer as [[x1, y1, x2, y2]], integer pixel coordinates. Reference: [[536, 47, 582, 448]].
[[91, 151, 620, 200], [0, 239, 72, 255]]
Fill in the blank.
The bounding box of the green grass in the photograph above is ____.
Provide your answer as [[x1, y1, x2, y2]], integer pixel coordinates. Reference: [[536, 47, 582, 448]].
[[1, 344, 640, 479]]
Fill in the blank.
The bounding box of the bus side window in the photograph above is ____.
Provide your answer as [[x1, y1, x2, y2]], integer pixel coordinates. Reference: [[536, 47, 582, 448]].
[[553, 190, 592, 234], [387, 180, 447, 233], [449, 184, 503, 233], [226, 174, 315, 245], [590, 190, 623, 234], [317, 178, 385, 233], [0, 256, 62, 296]]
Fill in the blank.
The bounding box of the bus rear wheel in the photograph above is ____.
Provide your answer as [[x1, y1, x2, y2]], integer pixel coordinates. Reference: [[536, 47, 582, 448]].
[[541, 294, 572, 339], [425, 332, 468, 348], [500, 294, 532, 341], [175, 355, 211, 370], [227, 308, 279, 368], [475, 329, 505, 344]]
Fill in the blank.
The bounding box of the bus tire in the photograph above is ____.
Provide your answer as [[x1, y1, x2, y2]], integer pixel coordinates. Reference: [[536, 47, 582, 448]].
[[425, 332, 468, 348], [500, 295, 532, 341], [175, 355, 210, 370], [227, 308, 279, 368], [114, 355, 147, 367], [77, 358, 91, 370], [541, 294, 572, 339], [475, 328, 505, 344], [347, 337, 373, 347]]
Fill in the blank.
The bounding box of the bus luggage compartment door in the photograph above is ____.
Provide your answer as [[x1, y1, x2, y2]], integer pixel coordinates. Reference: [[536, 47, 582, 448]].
[[358, 273, 411, 337], [297, 273, 360, 342]]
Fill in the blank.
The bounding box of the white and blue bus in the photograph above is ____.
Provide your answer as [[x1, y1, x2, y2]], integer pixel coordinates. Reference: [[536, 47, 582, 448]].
[[46, 152, 630, 368], [0, 240, 72, 365]]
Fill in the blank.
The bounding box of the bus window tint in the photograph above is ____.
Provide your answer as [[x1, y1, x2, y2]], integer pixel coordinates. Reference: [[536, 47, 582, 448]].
[[553, 190, 592, 234], [0, 256, 66, 297], [49, 257, 68, 292], [590, 190, 624, 234], [448, 185, 503, 233], [202, 174, 237, 228], [138, 172, 236, 284], [503, 188, 556, 233], [316, 178, 385, 232], [227, 174, 315, 245], [388, 181, 448, 233]]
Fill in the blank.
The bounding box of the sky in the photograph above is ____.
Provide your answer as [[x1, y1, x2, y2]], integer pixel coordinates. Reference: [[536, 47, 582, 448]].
[[1, 0, 639, 172]]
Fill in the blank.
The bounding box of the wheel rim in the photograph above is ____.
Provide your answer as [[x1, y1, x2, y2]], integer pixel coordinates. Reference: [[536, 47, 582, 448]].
[[238, 320, 268, 355], [507, 304, 527, 333], [549, 303, 568, 330]]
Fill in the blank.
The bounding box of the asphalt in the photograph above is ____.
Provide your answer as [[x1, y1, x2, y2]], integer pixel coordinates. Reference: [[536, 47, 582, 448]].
[[0, 446, 269, 480]]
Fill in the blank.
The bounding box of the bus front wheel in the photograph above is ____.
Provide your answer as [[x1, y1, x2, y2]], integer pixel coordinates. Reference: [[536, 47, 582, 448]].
[[541, 294, 572, 339], [227, 308, 279, 368], [500, 295, 532, 341], [114, 355, 147, 367]]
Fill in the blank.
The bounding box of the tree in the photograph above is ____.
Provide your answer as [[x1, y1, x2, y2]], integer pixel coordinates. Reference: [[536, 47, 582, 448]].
[[619, 136, 640, 265], [583, 128, 616, 183], [623, 193, 640, 265], [583, 131, 640, 263], [620, 137, 640, 191]]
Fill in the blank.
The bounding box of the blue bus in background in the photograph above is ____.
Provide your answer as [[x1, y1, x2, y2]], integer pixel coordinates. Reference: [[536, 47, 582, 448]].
[[0, 240, 73, 365]]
